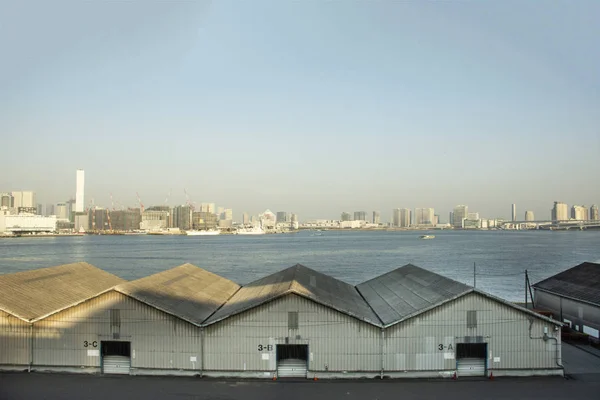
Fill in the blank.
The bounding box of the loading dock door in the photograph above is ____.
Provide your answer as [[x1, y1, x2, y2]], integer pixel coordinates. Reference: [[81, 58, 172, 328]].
[[102, 341, 131, 375], [456, 343, 487, 377], [276, 344, 308, 378]]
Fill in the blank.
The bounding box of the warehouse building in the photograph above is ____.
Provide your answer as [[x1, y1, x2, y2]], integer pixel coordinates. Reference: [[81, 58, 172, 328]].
[[1, 262, 563, 378], [0, 262, 124, 370], [533, 262, 600, 339], [358, 264, 563, 378], [33, 263, 239, 375], [203, 264, 382, 379]]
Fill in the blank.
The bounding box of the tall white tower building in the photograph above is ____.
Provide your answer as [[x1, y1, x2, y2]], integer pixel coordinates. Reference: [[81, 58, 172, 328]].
[[75, 169, 85, 213], [511, 204, 517, 221]]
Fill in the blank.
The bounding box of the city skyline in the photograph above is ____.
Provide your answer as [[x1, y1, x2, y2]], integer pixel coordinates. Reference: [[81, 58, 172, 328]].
[[2, 2, 599, 221]]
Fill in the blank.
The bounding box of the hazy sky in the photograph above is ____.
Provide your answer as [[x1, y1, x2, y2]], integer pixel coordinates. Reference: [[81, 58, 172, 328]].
[[2, 1, 599, 221]]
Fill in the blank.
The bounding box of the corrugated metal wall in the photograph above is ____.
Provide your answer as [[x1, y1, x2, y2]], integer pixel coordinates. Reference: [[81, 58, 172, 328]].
[[385, 292, 559, 372], [33, 291, 201, 370], [204, 293, 380, 372], [535, 290, 600, 335], [0, 310, 30, 366]]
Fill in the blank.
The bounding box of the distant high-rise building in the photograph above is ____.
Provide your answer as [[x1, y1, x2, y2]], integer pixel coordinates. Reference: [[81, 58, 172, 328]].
[[467, 212, 480, 220], [433, 215, 439, 226], [173, 205, 193, 230], [511, 204, 516, 222], [400, 208, 411, 228], [525, 211, 535, 221], [75, 169, 85, 213], [36, 204, 42, 215], [217, 207, 225, 216], [224, 209, 233, 221], [591, 205, 599, 221], [12, 191, 36, 209], [353, 211, 366, 221], [276, 211, 288, 223], [0, 193, 13, 208], [392, 209, 401, 227], [46, 203, 55, 216], [199, 203, 216, 214], [414, 208, 435, 226], [449, 212, 454, 226], [571, 205, 587, 221], [552, 202, 568, 222], [372, 211, 380, 224], [341, 212, 352, 222], [453, 205, 468, 228], [242, 212, 249, 225], [56, 203, 69, 221]]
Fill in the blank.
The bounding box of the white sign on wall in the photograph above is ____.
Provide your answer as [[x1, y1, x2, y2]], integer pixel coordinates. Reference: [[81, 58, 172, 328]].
[[87, 349, 100, 357], [190, 356, 197, 362]]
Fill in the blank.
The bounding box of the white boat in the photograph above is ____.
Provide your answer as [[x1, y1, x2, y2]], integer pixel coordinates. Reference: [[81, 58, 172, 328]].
[[419, 235, 435, 240], [186, 230, 220, 236], [236, 226, 266, 235]]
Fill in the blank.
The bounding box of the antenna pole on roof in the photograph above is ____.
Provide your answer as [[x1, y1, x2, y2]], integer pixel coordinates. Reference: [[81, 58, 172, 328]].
[[473, 262, 476, 288], [525, 270, 528, 309]]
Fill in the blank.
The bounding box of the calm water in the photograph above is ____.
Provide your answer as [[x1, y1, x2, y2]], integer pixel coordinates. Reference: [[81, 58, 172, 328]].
[[1, 230, 599, 301]]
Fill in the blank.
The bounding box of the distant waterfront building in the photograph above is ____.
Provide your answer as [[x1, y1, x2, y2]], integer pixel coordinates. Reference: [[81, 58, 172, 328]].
[[392, 209, 401, 227], [217, 207, 225, 216], [242, 212, 249, 225], [199, 203, 216, 214], [0, 193, 13, 208], [75, 169, 85, 213], [433, 215, 439, 226], [414, 208, 434, 226], [193, 211, 218, 230], [36, 204, 43, 215], [467, 212, 480, 220], [591, 205, 599, 221], [571, 205, 587, 221], [290, 213, 299, 229], [512, 204, 517, 222], [173, 205, 193, 230], [55, 203, 69, 221], [372, 211, 380, 225], [525, 211, 535, 221], [551, 202, 568, 222], [141, 209, 170, 230], [110, 209, 142, 231], [453, 205, 468, 228], [353, 211, 366, 221], [276, 211, 288, 223], [223, 209, 233, 221], [400, 208, 411, 228], [45, 203, 54, 216], [449, 212, 454, 226], [12, 191, 36, 209], [341, 212, 352, 222]]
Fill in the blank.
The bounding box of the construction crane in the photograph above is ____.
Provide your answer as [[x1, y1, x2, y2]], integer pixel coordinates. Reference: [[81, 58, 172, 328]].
[[184, 189, 195, 211], [164, 189, 171, 205], [106, 209, 113, 231], [110, 193, 115, 211], [136, 192, 145, 213]]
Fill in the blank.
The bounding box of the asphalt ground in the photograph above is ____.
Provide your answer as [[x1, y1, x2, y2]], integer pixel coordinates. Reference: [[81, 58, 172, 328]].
[[0, 344, 598, 400]]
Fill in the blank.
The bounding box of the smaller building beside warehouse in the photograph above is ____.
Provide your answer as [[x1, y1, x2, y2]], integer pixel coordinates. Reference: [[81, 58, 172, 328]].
[[533, 262, 600, 339]]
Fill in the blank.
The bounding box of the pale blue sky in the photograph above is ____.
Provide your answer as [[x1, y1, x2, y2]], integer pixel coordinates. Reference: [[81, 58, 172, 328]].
[[1, 1, 599, 221]]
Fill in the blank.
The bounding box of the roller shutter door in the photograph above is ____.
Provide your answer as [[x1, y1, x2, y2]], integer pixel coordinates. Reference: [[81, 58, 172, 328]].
[[457, 357, 486, 377], [102, 355, 131, 375], [277, 358, 307, 378]]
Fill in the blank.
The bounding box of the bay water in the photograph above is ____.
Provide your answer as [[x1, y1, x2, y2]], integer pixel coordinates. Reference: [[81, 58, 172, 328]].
[[1, 229, 599, 301]]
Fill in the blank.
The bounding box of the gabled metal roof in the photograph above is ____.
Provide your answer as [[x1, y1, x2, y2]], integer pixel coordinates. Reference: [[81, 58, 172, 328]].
[[0, 262, 125, 322], [204, 264, 382, 326], [356, 264, 472, 326], [116, 263, 240, 326], [533, 262, 600, 306]]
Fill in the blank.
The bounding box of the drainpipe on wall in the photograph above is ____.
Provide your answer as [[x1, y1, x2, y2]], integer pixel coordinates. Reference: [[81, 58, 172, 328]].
[[529, 320, 563, 369], [200, 327, 204, 378], [380, 328, 385, 379], [28, 323, 33, 373]]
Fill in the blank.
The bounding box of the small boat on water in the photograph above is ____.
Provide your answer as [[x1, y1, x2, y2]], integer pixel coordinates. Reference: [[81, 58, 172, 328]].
[[186, 230, 220, 236], [236, 226, 266, 235], [419, 235, 435, 240]]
